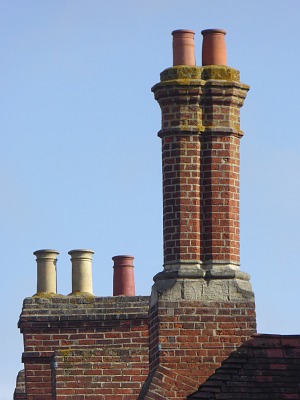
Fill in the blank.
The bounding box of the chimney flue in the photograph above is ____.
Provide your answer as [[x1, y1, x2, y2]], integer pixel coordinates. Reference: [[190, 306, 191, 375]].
[[112, 255, 135, 296], [201, 29, 227, 66], [68, 249, 94, 294], [34, 249, 59, 294], [172, 29, 196, 66]]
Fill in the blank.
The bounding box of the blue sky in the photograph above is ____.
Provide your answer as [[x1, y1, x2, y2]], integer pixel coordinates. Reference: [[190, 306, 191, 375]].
[[1, 0, 300, 398]]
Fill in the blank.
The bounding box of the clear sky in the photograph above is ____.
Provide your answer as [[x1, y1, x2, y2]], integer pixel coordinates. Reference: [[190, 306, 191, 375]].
[[1, 0, 300, 398]]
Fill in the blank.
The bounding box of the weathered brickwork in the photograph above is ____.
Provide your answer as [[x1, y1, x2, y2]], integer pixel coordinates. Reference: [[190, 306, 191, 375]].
[[19, 296, 149, 400], [53, 347, 148, 400], [153, 66, 248, 268], [13, 370, 26, 400], [201, 135, 241, 264], [200, 74, 248, 266], [153, 67, 203, 267], [161, 134, 201, 264], [189, 334, 300, 399], [141, 300, 256, 400]]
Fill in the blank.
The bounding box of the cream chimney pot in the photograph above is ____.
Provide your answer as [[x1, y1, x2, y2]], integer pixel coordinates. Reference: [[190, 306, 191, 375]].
[[34, 249, 59, 294], [68, 249, 94, 294]]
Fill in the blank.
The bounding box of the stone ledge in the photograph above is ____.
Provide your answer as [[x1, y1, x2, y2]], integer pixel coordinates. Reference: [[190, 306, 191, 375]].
[[154, 262, 251, 282], [150, 277, 255, 306]]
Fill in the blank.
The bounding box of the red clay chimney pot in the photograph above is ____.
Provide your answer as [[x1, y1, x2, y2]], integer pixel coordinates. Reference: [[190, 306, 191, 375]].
[[112, 255, 135, 296], [172, 29, 196, 66], [201, 28, 227, 66]]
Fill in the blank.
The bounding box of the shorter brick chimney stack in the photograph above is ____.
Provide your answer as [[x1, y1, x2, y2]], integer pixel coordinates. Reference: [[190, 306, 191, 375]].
[[34, 249, 59, 294], [201, 28, 227, 65], [172, 29, 196, 66], [112, 255, 135, 296], [69, 249, 94, 294]]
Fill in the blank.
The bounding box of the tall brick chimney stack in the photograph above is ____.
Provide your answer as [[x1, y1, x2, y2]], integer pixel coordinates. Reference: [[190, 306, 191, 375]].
[[139, 29, 256, 400]]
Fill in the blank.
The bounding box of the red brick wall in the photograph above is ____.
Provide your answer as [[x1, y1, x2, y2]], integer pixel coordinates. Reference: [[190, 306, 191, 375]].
[[200, 71, 247, 266], [142, 299, 256, 400], [201, 135, 241, 264], [22, 353, 53, 400], [153, 69, 203, 268], [53, 347, 148, 400], [162, 134, 201, 265], [13, 370, 27, 400], [19, 296, 149, 400]]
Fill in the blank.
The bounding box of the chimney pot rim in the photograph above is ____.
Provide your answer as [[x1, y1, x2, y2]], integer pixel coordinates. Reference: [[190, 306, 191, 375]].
[[172, 29, 195, 36], [68, 249, 94, 255], [201, 28, 226, 36], [33, 249, 59, 256], [112, 255, 134, 260]]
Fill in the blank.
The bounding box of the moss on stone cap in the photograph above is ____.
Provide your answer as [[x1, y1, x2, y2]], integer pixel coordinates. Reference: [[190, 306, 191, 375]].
[[159, 65, 241, 83], [32, 292, 63, 298], [201, 65, 240, 82]]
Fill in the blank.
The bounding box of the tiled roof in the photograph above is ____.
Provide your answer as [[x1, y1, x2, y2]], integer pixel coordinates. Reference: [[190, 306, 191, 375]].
[[188, 334, 300, 399]]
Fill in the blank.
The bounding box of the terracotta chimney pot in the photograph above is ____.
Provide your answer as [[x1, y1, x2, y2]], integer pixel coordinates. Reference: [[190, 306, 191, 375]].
[[201, 29, 227, 66], [172, 29, 196, 66], [112, 255, 135, 296]]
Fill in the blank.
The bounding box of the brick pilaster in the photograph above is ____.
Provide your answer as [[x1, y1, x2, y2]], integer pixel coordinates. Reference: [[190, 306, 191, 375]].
[[200, 66, 249, 268], [161, 134, 201, 266], [153, 66, 204, 278], [152, 65, 249, 278], [158, 69, 203, 269]]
